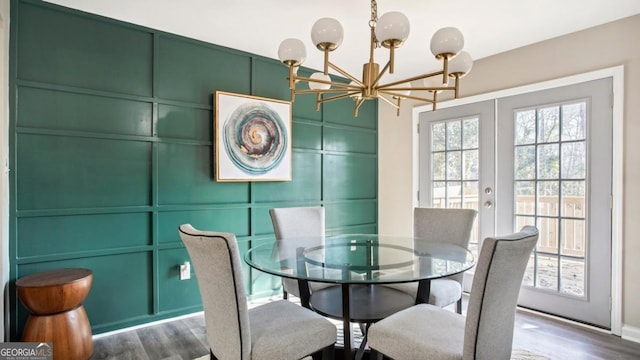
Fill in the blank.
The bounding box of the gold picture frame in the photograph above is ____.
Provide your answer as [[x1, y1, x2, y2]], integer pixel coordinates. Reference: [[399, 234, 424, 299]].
[[214, 91, 292, 182]]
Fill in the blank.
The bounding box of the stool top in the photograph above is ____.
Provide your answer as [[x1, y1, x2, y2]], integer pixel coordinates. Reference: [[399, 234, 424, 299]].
[[16, 268, 93, 288]]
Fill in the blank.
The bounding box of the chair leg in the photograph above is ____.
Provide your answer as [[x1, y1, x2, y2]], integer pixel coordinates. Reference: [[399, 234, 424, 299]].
[[311, 345, 334, 360], [369, 348, 384, 360], [283, 290, 288, 300], [456, 298, 463, 314]]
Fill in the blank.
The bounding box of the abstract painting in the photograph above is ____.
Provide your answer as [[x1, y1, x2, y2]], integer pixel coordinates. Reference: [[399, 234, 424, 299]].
[[215, 91, 292, 182]]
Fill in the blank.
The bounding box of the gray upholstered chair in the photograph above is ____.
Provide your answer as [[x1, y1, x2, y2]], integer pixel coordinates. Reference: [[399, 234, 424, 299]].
[[367, 225, 539, 360], [179, 224, 336, 360], [385, 207, 477, 313], [269, 206, 335, 300]]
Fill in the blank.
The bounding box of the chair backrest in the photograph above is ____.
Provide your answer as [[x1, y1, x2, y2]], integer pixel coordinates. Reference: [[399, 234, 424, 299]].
[[178, 224, 251, 360], [414, 207, 477, 283], [270, 206, 325, 238], [269, 206, 325, 258], [269, 206, 326, 296], [462, 225, 539, 360], [413, 207, 477, 247]]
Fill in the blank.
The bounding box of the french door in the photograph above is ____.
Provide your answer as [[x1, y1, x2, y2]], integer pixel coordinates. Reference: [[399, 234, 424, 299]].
[[418, 100, 495, 280], [418, 78, 613, 328]]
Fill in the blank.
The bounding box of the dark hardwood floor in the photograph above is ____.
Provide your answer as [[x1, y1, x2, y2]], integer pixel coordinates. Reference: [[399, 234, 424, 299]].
[[90, 296, 640, 360], [512, 309, 640, 359]]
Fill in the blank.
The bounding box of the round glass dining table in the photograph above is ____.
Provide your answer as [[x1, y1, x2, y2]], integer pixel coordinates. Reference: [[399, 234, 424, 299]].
[[244, 234, 475, 359]]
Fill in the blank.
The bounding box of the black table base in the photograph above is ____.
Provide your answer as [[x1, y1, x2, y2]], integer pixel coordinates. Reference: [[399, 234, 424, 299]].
[[310, 284, 416, 359]]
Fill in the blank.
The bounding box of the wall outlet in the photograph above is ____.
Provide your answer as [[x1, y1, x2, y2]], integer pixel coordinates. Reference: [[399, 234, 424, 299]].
[[179, 261, 191, 280]]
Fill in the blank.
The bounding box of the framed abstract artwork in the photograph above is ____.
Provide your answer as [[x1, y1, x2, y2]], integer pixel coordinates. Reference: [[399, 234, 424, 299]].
[[214, 91, 292, 182]]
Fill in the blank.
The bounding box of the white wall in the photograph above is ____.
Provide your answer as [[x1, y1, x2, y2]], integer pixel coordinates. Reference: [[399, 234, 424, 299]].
[[378, 99, 415, 237], [378, 14, 640, 336]]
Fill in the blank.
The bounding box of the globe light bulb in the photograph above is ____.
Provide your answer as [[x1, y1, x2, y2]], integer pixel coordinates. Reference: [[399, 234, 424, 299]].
[[430, 27, 464, 59], [278, 38, 306, 65], [311, 18, 344, 51]]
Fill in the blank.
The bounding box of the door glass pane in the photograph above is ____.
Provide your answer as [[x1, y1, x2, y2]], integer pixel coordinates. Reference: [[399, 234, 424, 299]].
[[561, 219, 585, 256], [538, 217, 559, 255], [537, 181, 559, 216], [514, 101, 588, 299], [432, 181, 446, 208], [447, 121, 461, 150], [561, 103, 586, 141], [536, 254, 559, 290], [516, 215, 536, 229], [463, 119, 479, 149], [432, 122, 446, 151], [537, 144, 559, 179], [446, 151, 462, 180], [463, 181, 478, 205], [515, 109, 536, 145], [561, 257, 585, 296], [432, 153, 445, 180], [463, 150, 478, 180], [515, 181, 535, 215], [561, 142, 586, 179], [537, 106, 560, 143], [562, 181, 585, 217], [447, 181, 462, 208], [515, 146, 536, 180], [431, 117, 480, 256], [523, 254, 535, 287]]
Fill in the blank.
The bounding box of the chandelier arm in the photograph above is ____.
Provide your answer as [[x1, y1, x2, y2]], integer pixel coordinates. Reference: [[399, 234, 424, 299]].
[[389, 47, 396, 74], [354, 97, 366, 117], [443, 57, 449, 84], [406, 86, 454, 92], [454, 75, 460, 98], [317, 92, 362, 104], [288, 66, 296, 90], [295, 88, 356, 95], [378, 90, 436, 104], [371, 61, 391, 89], [377, 94, 400, 108], [328, 62, 365, 87], [378, 70, 444, 89], [324, 82, 362, 89], [433, 90, 438, 111], [324, 48, 330, 75], [293, 75, 358, 90]]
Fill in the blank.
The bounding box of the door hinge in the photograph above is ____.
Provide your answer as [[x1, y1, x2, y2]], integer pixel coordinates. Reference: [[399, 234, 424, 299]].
[[610, 93, 614, 109], [417, 123, 420, 134], [417, 190, 420, 202], [610, 195, 613, 209]]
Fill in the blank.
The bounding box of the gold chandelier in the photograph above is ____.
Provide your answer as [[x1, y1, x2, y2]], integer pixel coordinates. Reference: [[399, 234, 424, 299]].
[[277, 0, 473, 117]]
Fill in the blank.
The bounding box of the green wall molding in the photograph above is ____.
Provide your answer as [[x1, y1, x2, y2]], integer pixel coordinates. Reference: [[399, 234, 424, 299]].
[[8, 0, 378, 338]]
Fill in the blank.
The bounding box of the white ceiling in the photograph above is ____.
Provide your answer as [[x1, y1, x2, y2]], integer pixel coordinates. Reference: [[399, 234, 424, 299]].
[[44, 0, 640, 82]]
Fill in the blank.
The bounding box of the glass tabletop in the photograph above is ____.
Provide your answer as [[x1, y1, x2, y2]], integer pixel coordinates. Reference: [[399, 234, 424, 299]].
[[245, 234, 475, 284]]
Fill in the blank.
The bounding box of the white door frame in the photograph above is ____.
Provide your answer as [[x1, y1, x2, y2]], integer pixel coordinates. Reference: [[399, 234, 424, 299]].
[[412, 66, 624, 335]]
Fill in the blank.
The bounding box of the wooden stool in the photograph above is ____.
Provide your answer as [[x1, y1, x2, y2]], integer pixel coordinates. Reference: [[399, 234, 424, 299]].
[[16, 268, 94, 360]]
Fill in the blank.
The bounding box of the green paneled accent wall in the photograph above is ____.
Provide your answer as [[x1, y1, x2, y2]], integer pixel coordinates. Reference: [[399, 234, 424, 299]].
[[8, 0, 378, 339]]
